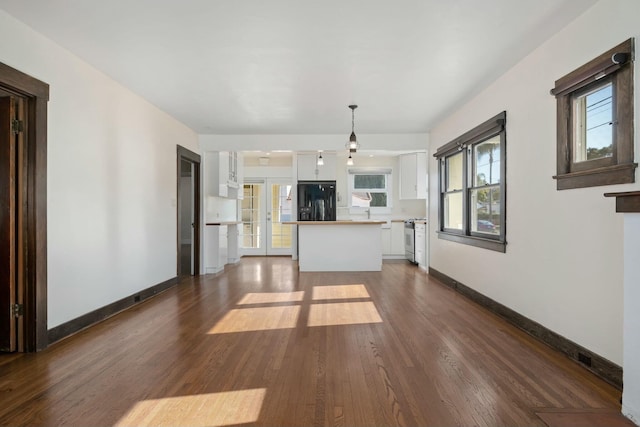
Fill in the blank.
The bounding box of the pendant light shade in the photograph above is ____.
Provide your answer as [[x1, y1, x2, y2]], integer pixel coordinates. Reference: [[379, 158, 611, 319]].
[[317, 152, 324, 166], [347, 153, 354, 166], [346, 105, 360, 153]]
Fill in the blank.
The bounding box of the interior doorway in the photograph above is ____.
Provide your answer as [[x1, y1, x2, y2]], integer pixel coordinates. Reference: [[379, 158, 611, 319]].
[[177, 146, 201, 276], [241, 179, 292, 256], [0, 95, 22, 352], [0, 62, 48, 352]]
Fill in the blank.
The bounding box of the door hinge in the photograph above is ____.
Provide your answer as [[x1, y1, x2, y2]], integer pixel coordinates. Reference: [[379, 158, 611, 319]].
[[12, 303, 23, 317], [11, 119, 24, 134]]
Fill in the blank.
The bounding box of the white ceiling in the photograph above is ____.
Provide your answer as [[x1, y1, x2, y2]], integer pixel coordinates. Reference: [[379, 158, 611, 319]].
[[0, 0, 597, 135]]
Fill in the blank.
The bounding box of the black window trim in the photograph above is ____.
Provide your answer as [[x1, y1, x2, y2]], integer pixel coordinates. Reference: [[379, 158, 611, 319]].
[[434, 111, 507, 253]]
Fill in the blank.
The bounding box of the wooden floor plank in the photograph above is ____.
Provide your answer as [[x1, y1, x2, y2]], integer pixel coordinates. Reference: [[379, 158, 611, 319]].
[[0, 258, 624, 426]]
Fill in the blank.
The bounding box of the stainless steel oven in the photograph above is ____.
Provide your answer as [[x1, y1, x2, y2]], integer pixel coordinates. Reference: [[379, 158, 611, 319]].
[[404, 219, 415, 263]]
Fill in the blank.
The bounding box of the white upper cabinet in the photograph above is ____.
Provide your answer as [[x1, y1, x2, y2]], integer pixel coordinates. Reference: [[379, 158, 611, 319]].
[[205, 151, 243, 199], [297, 153, 337, 181], [227, 151, 243, 189], [234, 152, 244, 199], [399, 152, 427, 199]]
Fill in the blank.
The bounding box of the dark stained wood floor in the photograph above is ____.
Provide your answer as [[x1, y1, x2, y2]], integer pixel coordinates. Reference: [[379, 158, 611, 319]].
[[0, 258, 623, 426]]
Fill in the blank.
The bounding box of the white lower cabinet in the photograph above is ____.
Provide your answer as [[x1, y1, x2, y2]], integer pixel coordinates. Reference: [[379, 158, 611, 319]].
[[382, 221, 406, 259], [381, 228, 392, 255], [205, 225, 228, 274], [415, 223, 426, 266], [391, 222, 405, 255], [227, 224, 240, 264]]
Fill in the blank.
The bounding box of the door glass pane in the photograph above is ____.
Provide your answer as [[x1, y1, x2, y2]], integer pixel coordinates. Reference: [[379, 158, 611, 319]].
[[474, 136, 501, 185], [573, 82, 613, 162], [446, 153, 463, 191], [242, 184, 262, 249], [270, 184, 292, 249], [470, 186, 500, 235], [444, 192, 463, 230]]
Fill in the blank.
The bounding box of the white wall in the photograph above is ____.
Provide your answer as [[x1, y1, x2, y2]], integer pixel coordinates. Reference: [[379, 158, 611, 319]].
[[623, 213, 640, 424], [428, 0, 638, 369], [200, 133, 427, 153], [0, 10, 199, 328]]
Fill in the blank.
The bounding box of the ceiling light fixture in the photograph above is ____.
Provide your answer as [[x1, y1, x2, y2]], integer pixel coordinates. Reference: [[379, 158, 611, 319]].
[[346, 104, 360, 153], [347, 153, 354, 166], [317, 152, 324, 166]]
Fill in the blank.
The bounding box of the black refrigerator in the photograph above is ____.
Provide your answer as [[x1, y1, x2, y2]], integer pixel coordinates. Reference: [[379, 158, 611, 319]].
[[297, 181, 336, 221]]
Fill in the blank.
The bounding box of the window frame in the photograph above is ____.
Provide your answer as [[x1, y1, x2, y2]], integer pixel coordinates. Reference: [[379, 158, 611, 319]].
[[551, 38, 636, 190], [347, 168, 393, 215], [434, 111, 507, 253]]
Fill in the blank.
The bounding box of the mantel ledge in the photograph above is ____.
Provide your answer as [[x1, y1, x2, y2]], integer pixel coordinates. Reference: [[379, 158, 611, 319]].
[[604, 191, 640, 213]]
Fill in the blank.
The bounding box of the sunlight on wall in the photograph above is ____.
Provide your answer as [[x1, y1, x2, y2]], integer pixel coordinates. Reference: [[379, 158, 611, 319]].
[[238, 291, 304, 305], [312, 284, 370, 300], [115, 388, 266, 427], [308, 301, 383, 327], [208, 306, 300, 334]]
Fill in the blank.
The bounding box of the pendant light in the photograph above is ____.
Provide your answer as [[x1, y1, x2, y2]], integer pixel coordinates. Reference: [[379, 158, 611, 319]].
[[347, 153, 354, 166], [317, 152, 324, 166], [346, 104, 360, 153]]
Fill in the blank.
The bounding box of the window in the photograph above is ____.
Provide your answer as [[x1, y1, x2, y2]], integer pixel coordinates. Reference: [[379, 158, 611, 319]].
[[434, 112, 506, 252], [347, 168, 392, 214], [551, 38, 636, 190]]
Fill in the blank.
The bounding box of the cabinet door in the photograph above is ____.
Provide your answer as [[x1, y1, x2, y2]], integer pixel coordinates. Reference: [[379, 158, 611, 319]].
[[218, 152, 230, 196], [415, 152, 427, 199], [390, 222, 405, 254], [381, 228, 392, 255], [414, 224, 426, 265], [399, 153, 427, 200], [219, 225, 228, 265], [399, 153, 417, 199], [205, 152, 226, 197], [205, 225, 227, 274], [317, 153, 336, 180], [297, 154, 319, 181], [236, 152, 244, 197], [227, 224, 240, 263]]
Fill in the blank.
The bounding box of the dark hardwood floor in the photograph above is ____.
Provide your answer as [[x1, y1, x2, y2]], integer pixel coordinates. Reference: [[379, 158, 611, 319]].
[[0, 258, 623, 426]]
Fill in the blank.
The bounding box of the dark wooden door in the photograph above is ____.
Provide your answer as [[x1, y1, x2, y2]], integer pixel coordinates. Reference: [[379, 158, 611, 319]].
[[0, 96, 16, 352], [177, 146, 201, 276]]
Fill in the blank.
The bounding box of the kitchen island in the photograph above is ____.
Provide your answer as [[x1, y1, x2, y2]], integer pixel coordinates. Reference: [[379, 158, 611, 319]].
[[284, 221, 385, 272]]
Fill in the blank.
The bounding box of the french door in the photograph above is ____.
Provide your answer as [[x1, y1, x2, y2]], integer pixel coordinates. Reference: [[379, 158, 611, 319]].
[[241, 179, 292, 256]]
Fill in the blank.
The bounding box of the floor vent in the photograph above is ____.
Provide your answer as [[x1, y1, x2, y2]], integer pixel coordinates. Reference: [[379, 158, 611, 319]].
[[578, 352, 592, 367]]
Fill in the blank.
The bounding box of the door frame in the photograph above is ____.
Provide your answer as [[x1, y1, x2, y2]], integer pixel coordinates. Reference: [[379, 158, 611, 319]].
[[242, 178, 292, 256], [0, 62, 49, 351], [177, 146, 201, 276]]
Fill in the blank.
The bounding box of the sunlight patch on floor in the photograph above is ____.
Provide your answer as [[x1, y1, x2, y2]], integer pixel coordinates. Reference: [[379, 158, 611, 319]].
[[308, 301, 383, 327], [208, 306, 300, 334], [312, 284, 370, 300], [115, 388, 266, 427], [237, 291, 304, 305]]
